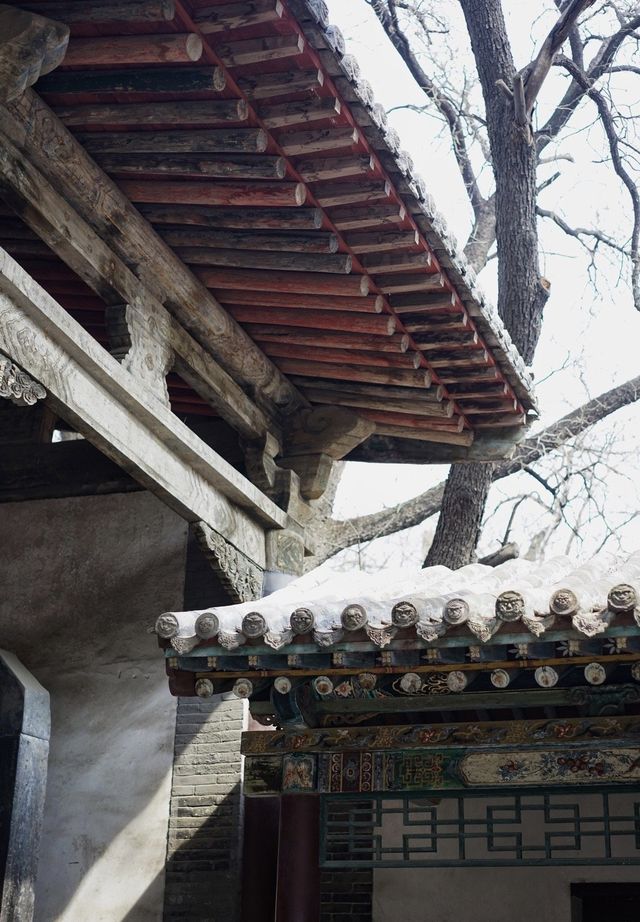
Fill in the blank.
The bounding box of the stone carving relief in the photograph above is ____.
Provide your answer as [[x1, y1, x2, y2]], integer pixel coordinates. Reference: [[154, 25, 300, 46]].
[[0, 351, 46, 406], [194, 522, 263, 603]]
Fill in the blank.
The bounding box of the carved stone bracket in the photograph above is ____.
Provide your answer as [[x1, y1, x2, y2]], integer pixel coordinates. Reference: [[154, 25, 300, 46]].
[[194, 521, 264, 603], [0, 5, 69, 104], [105, 297, 173, 406], [0, 351, 46, 406]]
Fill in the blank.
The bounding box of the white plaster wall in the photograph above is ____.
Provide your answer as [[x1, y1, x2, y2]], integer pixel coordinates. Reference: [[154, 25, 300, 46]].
[[0, 492, 188, 922], [374, 792, 640, 922]]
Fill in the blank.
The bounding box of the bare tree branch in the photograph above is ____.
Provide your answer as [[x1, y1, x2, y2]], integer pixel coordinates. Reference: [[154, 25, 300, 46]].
[[309, 374, 640, 565]]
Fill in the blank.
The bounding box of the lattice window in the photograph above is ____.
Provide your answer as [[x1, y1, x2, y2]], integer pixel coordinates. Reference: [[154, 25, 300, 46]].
[[320, 790, 640, 867]]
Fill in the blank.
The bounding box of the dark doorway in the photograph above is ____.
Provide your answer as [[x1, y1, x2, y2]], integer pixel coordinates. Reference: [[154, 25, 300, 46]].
[[571, 884, 640, 922]]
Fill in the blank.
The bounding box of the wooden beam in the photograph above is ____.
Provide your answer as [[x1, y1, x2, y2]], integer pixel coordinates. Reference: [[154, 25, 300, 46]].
[[291, 379, 446, 403], [0, 247, 286, 562], [176, 248, 351, 275], [259, 97, 341, 129], [20, 1, 177, 23], [391, 292, 457, 314], [38, 66, 227, 97], [259, 330, 410, 353], [159, 227, 336, 254], [375, 272, 447, 295], [312, 180, 392, 208], [217, 289, 383, 312], [279, 126, 360, 156], [274, 360, 432, 388], [79, 127, 268, 154], [218, 34, 305, 67], [139, 203, 322, 230], [2, 91, 301, 411], [362, 250, 433, 274], [297, 154, 375, 182], [283, 406, 374, 460], [360, 408, 465, 431], [119, 179, 306, 208], [62, 33, 204, 67], [0, 126, 277, 440], [197, 268, 370, 297], [194, 0, 284, 33], [368, 425, 474, 447], [228, 307, 394, 335], [329, 203, 406, 231], [97, 153, 287, 181], [56, 99, 249, 128], [238, 68, 324, 100], [261, 343, 420, 369], [0, 5, 69, 104], [345, 229, 420, 254], [302, 388, 454, 418]]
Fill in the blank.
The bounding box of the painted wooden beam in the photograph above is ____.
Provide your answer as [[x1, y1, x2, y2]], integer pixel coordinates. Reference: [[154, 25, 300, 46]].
[[0, 247, 285, 562], [62, 33, 204, 67]]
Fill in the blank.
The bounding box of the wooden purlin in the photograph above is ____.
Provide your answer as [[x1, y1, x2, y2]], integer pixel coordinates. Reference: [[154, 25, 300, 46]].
[[163, 0, 526, 435]]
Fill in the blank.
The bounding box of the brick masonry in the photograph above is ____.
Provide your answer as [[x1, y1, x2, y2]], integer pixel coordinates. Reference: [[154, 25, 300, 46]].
[[163, 694, 247, 922], [320, 869, 373, 922]]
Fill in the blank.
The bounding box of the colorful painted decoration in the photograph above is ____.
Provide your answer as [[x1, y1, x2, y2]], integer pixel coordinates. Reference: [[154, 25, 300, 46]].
[[195, 612, 219, 640], [490, 668, 511, 689], [446, 671, 468, 692], [195, 678, 214, 698], [535, 666, 559, 688], [274, 676, 292, 695], [313, 675, 334, 696], [232, 678, 254, 699], [358, 673, 377, 690], [584, 662, 606, 685]]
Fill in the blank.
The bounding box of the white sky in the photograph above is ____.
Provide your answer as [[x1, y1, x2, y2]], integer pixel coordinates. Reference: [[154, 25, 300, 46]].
[[316, 0, 640, 574]]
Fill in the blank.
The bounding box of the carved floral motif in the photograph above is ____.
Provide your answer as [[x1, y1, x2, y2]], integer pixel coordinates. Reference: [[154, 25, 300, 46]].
[[194, 522, 263, 603], [0, 352, 46, 406]]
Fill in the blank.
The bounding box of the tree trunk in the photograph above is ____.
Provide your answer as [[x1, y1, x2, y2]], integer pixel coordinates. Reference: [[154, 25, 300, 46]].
[[424, 0, 549, 569]]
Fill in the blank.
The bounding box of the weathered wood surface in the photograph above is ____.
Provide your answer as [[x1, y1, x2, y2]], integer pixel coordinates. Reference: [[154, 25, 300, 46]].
[[119, 179, 306, 208], [259, 97, 341, 129], [218, 34, 305, 67], [158, 227, 337, 254], [297, 154, 374, 182], [0, 4, 69, 104], [20, 1, 177, 23], [39, 65, 227, 97], [329, 202, 406, 231], [284, 406, 375, 460], [279, 125, 359, 156], [226, 306, 394, 334], [0, 246, 284, 562], [139, 203, 322, 229], [258, 330, 410, 353], [194, 0, 284, 33], [261, 343, 419, 369], [57, 99, 249, 128], [275, 359, 431, 388], [176, 247, 351, 275], [197, 267, 370, 297], [346, 229, 420, 253], [0, 127, 276, 440], [1, 91, 302, 411], [96, 154, 287, 181], [79, 127, 268, 154], [62, 33, 204, 67], [0, 650, 50, 922], [238, 68, 323, 100], [217, 289, 382, 312]]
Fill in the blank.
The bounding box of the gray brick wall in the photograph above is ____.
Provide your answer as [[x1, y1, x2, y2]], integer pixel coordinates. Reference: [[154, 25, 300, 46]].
[[164, 694, 247, 922], [320, 869, 373, 922]]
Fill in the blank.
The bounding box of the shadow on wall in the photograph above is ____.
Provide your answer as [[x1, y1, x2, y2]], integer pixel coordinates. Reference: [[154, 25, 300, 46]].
[[0, 491, 235, 922]]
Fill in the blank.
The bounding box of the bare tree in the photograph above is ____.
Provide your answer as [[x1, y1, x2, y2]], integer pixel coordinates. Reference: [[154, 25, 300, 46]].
[[315, 0, 640, 569]]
